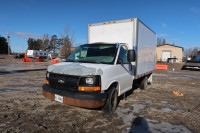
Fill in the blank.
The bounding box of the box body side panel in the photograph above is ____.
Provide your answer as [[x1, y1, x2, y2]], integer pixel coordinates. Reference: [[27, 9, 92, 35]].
[[136, 21, 157, 76]]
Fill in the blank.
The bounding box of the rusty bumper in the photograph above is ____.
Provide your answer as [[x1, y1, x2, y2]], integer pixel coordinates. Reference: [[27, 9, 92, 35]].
[[42, 84, 107, 109]]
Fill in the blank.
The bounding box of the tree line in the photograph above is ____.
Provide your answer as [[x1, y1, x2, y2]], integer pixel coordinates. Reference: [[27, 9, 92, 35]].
[[157, 37, 166, 46], [183, 47, 200, 58], [28, 26, 74, 58], [0, 36, 11, 54]]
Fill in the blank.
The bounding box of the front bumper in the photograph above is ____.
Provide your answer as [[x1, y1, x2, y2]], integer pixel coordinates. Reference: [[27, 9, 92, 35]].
[[185, 63, 200, 67], [42, 84, 108, 108]]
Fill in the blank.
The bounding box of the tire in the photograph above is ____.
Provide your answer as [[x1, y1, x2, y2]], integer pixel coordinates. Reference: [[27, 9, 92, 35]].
[[102, 87, 118, 114], [147, 74, 152, 85], [140, 77, 148, 90], [181, 65, 186, 70]]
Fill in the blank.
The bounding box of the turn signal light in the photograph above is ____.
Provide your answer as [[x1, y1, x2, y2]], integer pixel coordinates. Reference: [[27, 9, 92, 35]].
[[46, 80, 49, 85], [78, 86, 100, 91]]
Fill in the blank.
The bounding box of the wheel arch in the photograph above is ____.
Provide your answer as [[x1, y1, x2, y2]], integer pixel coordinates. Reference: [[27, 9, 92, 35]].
[[105, 81, 119, 95]]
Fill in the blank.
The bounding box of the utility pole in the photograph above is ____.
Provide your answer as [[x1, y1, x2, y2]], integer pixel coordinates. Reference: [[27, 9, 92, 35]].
[[7, 32, 10, 55]]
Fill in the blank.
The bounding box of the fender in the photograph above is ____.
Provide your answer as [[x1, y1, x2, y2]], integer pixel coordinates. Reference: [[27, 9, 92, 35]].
[[105, 80, 121, 96]]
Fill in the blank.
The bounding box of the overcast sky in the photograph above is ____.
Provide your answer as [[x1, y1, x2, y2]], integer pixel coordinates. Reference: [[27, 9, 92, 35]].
[[0, 0, 200, 52]]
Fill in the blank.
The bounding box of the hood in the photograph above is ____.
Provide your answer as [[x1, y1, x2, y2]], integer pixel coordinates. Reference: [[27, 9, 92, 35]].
[[47, 62, 108, 76]]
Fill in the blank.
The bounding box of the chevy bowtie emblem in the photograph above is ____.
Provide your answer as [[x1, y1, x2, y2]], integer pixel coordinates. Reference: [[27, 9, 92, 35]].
[[58, 80, 65, 84]]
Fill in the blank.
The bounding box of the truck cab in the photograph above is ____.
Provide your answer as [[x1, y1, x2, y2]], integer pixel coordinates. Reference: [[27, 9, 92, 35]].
[[43, 43, 135, 114], [192, 55, 200, 61]]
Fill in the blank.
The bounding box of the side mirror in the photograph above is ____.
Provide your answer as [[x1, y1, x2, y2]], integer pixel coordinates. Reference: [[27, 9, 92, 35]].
[[127, 50, 136, 62]]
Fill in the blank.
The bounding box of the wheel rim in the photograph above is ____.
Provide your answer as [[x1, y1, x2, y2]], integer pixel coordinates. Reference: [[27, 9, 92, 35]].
[[144, 79, 147, 89], [110, 90, 117, 112]]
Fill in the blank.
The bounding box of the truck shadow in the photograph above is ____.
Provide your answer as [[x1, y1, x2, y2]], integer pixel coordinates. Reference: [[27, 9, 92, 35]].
[[0, 68, 47, 75], [129, 117, 152, 133], [118, 83, 140, 102]]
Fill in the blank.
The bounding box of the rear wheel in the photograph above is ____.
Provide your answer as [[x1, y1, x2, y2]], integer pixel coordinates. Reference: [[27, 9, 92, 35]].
[[140, 77, 148, 90], [102, 87, 118, 114]]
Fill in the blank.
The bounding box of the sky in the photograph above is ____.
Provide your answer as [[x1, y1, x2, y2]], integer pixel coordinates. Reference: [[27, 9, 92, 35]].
[[0, 0, 200, 52]]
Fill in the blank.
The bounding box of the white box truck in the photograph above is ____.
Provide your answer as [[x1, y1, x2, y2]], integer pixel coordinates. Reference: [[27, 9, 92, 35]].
[[43, 18, 157, 114], [27, 50, 54, 59], [27, 50, 48, 58]]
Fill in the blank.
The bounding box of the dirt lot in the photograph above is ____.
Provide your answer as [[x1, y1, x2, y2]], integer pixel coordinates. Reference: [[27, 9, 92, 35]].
[[0, 55, 200, 133]]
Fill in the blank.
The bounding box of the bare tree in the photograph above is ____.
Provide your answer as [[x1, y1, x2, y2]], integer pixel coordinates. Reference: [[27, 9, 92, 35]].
[[60, 25, 75, 58], [157, 37, 163, 46], [41, 34, 50, 51], [183, 48, 193, 58], [162, 39, 166, 45], [157, 37, 166, 46], [183, 47, 200, 57], [49, 35, 58, 54], [191, 47, 200, 57]]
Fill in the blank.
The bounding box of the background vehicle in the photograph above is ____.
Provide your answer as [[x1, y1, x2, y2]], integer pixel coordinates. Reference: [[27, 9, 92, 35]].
[[13, 52, 25, 58], [182, 55, 200, 70], [27, 50, 54, 59], [43, 18, 157, 114]]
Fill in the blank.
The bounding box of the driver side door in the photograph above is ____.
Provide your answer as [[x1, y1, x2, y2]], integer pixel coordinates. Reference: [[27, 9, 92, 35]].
[[116, 45, 133, 95]]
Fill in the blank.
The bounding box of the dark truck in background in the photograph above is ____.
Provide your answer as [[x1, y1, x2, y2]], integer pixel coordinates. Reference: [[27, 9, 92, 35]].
[[13, 53, 25, 58], [182, 55, 200, 70]]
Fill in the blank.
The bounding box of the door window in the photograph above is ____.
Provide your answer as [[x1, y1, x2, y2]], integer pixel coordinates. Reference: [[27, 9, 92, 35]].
[[173, 56, 176, 63], [118, 46, 128, 64]]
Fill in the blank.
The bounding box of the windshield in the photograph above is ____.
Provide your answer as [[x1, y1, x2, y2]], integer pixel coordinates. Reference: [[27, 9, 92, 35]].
[[66, 44, 118, 64], [196, 55, 200, 61]]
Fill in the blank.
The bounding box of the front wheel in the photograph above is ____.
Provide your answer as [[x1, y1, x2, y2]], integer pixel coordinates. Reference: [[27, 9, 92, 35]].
[[102, 87, 118, 114]]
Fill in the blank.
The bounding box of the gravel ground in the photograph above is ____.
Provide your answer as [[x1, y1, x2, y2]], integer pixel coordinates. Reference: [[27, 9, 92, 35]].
[[0, 55, 200, 133]]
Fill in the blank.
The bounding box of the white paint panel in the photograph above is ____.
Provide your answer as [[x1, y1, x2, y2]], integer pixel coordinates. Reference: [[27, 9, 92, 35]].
[[88, 21, 135, 49], [137, 21, 157, 76], [162, 51, 171, 62]]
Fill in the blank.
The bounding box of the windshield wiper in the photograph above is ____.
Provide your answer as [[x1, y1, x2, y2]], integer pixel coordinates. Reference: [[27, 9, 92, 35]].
[[65, 59, 78, 63], [78, 60, 102, 64]]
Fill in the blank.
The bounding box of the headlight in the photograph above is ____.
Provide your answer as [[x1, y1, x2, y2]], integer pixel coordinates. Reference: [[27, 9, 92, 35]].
[[78, 76, 101, 92], [79, 76, 101, 86], [85, 78, 94, 84]]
